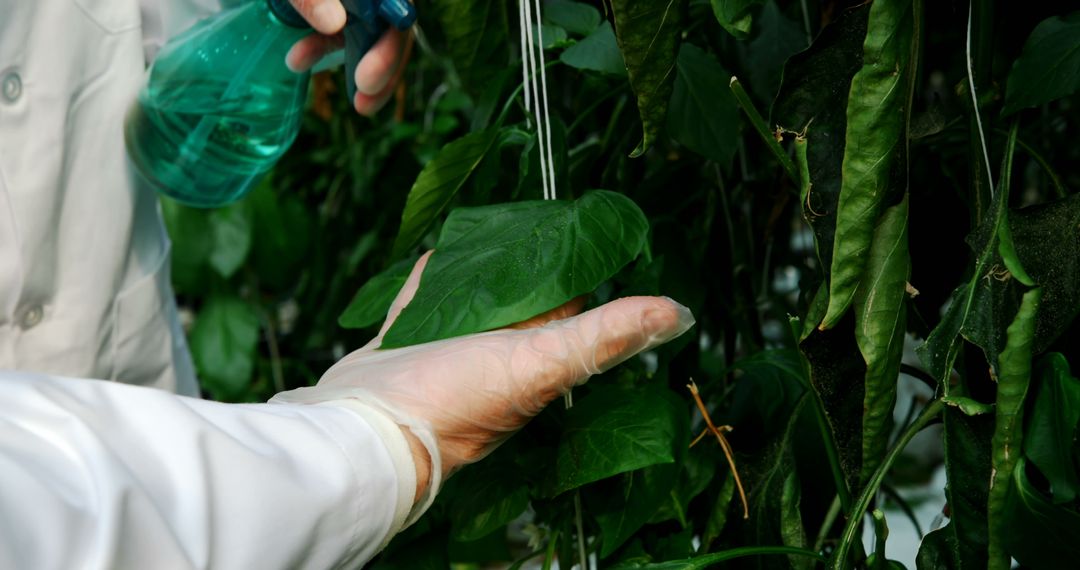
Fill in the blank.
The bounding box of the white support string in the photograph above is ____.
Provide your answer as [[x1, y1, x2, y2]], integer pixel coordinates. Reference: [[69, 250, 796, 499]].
[[533, 0, 557, 201], [519, 0, 557, 201]]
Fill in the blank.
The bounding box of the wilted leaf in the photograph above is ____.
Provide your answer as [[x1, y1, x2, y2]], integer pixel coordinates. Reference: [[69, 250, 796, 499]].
[[610, 0, 687, 156]]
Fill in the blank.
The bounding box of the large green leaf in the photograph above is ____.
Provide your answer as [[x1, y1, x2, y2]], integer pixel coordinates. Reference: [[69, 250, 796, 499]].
[[591, 463, 680, 558], [987, 286, 1042, 570], [667, 44, 739, 170], [429, 0, 509, 97], [391, 129, 499, 259], [610, 0, 686, 157], [382, 191, 649, 348], [447, 460, 530, 541], [853, 195, 909, 482], [544, 0, 601, 37], [339, 257, 419, 329], [772, 4, 870, 274], [189, 296, 260, 401], [1003, 459, 1080, 568], [1025, 353, 1080, 504], [709, 0, 766, 39], [546, 386, 685, 497], [560, 22, 627, 77], [821, 0, 914, 329], [1003, 11, 1080, 115]]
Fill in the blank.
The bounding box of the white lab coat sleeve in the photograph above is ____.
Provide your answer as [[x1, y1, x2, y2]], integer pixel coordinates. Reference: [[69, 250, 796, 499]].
[[0, 370, 418, 570], [140, 0, 225, 61]]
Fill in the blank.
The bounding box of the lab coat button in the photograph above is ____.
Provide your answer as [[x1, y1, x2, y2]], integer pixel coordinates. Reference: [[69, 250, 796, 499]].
[[21, 305, 43, 329], [1, 72, 21, 103]]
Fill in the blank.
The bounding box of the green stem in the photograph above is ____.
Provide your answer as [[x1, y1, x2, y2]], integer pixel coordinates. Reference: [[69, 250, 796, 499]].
[[831, 399, 945, 569], [674, 546, 828, 567], [542, 529, 559, 570], [991, 127, 1067, 198], [729, 77, 800, 185], [871, 509, 889, 569], [813, 494, 843, 553]]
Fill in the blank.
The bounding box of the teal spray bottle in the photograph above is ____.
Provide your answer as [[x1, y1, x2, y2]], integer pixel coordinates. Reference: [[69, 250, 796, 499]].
[[125, 0, 416, 208]]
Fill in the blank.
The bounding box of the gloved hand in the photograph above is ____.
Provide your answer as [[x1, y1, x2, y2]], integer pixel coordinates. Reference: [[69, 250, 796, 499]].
[[272, 252, 695, 517], [284, 0, 413, 116]]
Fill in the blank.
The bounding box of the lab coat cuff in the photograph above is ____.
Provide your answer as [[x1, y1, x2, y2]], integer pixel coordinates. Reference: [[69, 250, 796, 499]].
[[315, 399, 415, 549], [269, 387, 442, 537]]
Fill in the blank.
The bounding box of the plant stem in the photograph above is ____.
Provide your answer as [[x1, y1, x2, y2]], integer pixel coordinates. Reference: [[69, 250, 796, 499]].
[[871, 509, 889, 569], [813, 494, 842, 553], [830, 399, 945, 569], [675, 546, 828, 566], [992, 127, 1068, 198], [729, 77, 800, 185], [542, 529, 559, 570], [573, 490, 588, 570]]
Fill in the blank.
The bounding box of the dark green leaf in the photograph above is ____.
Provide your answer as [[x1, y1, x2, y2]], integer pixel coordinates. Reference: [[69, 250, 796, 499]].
[[190, 296, 260, 401], [822, 0, 914, 329], [1002, 11, 1080, 115], [742, 1, 807, 105], [370, 528, 450, 570], [915, 410, 993, 569], [592, 463, 680, 557], [1004, 458, 1080, 568], [429, 0, 509, 97], [547, 386, 685, 496], [800, 318, 866, 494], [780, 470, 811, 570], [610, 0, 686, 157], [382, 191, 649, 348], [545, 0, 601, 37], [532, 24, 568, 50], [667, 44, 739, 170], [339, 257, 419, 330], [161, 197, 213, 295], [742, 396, 811, 558], [560, 22, 627, 77], [987, 286, 1042, 570], [448, 461, 530, 541], [773, 4, 870, 273], [701, 468, 736, 549], [391, 129, 499, 259], [1025, 353, 1080, 504], [249, 182, 313, 291], [709, 0, 766, 39], [854, 195, 909, 482]]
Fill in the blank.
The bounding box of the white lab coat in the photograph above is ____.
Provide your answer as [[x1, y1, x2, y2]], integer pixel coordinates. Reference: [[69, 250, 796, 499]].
[[0, 1, 418, 567]]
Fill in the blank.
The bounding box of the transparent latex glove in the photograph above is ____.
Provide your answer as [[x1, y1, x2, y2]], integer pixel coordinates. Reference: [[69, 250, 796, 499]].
[[284, 0, 414, 115], [274, 252, 695, 511]]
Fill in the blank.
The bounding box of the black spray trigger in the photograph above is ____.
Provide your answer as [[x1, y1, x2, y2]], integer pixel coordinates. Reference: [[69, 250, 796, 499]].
[[342, 0, 416, 105]]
